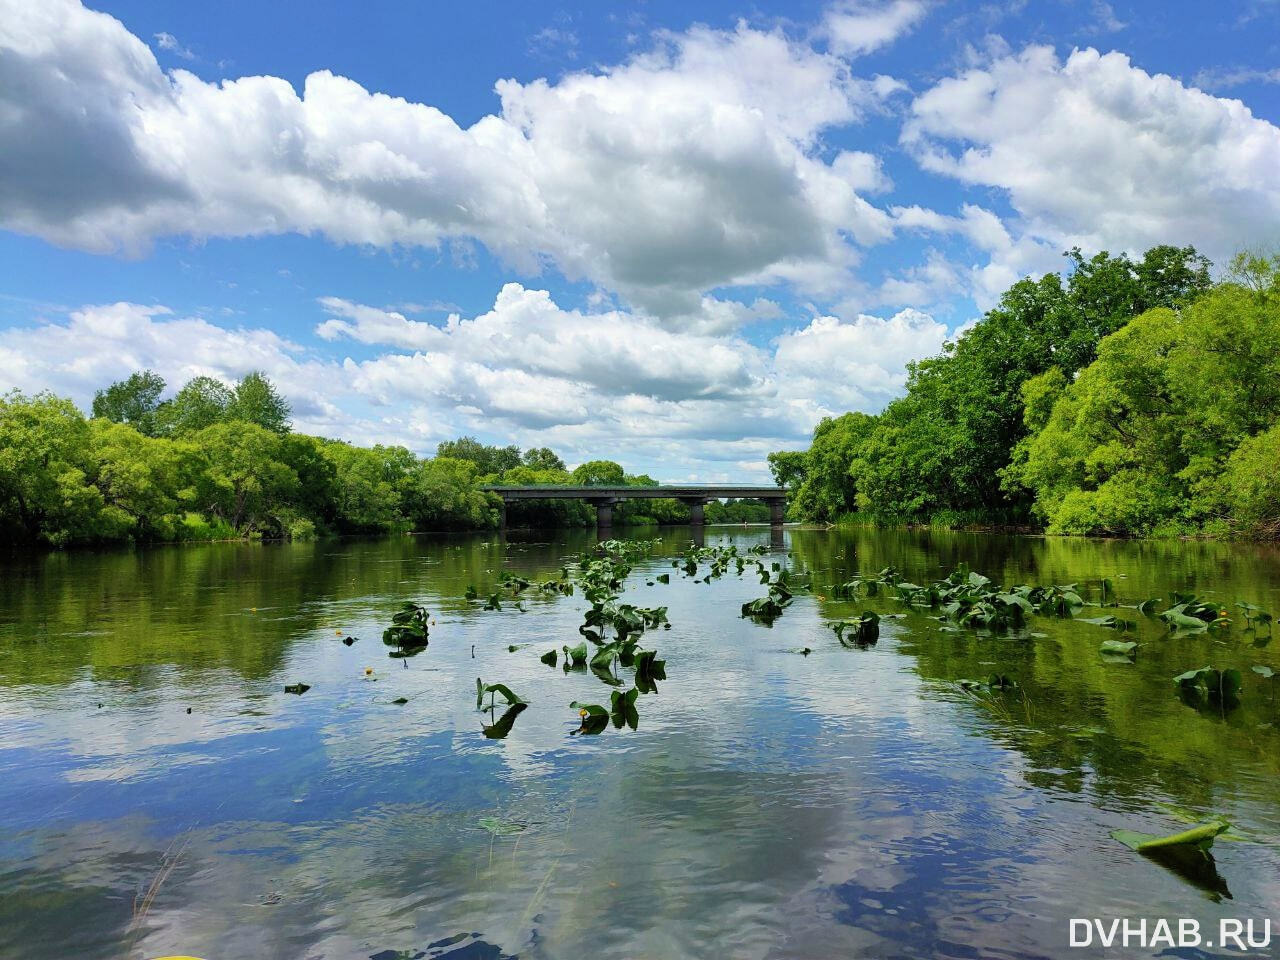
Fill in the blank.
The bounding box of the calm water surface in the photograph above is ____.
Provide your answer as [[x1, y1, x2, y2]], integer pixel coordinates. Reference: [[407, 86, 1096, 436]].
[[1, 527, 1278, 960]]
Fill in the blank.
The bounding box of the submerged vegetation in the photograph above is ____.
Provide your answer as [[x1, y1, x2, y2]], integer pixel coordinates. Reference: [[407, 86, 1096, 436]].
[[773, 247, 1280, 539]]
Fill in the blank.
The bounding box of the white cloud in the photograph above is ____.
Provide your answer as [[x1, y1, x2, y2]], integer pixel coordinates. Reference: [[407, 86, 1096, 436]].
[[0, 288, 948, 479], [902, 45, 1280, 269], [822, 0, 929, 56], [0, 0, 900, 317], [153, 31, 194, 60]]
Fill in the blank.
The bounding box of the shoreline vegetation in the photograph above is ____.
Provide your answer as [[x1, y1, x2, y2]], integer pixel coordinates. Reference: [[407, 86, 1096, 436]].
[[0, 377, 770, 548], [770, 247, 1280, 541], [4, 246, 1278, 550]]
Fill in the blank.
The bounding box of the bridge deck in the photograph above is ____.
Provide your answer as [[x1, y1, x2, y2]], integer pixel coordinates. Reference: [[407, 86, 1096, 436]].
[[480, 485, 786, 501]]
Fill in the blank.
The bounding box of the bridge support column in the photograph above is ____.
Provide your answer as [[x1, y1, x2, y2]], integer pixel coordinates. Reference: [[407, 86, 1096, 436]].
[[768, 498, 786, 526], [687, 500, 705, 525], [497, 499, 507, 531], [593, 499, 617, 530]]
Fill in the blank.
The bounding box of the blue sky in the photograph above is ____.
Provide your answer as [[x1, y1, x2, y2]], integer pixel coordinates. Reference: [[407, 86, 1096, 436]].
[[1, 0, 1278, 480]]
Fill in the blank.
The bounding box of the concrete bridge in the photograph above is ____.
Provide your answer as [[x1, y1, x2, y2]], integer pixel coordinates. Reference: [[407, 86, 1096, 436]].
[[481, 485, 788, 529]]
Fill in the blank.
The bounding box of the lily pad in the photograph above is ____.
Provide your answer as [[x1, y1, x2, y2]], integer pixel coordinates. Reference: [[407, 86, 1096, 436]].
[[1111, 821, 1230, 854], [283, 683, 311, 695], [1100, 639, 1138, 657]]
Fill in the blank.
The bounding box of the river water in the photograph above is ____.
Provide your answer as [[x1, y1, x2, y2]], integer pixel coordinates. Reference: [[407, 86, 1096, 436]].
[[1, 527, 1278, 959]]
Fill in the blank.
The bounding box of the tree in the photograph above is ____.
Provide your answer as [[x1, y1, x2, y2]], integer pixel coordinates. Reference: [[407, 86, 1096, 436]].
[[779, 413, 876, 521], [435, 436, 522, 476], [227, 371, 291, 433], [522, 446, 566, 471], [322, 441, 406, 531], [572, 460, 626, 486], [92, 370, 166, 436], [192, 421, 299, 534], [1011, 256, 1280, 534], [845, 245, 1215, 523], [0, 391, 104, 544], [157, 376, 234, 435], [88, 419, 189, 540], [404, 457, 497, 530]]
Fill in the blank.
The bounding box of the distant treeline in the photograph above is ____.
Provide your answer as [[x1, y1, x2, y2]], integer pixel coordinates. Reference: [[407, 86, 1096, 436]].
[[772, 247, 1280, 539], [0, 374, 767, 547]]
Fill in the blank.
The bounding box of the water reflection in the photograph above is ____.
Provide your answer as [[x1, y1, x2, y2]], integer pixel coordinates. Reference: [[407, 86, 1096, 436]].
[[0, 527, 1278, 959]]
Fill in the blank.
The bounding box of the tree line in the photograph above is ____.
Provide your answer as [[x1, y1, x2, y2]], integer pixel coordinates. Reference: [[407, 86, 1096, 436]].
[[0, 372, 765, 547], [772, 246, 1280, 538]]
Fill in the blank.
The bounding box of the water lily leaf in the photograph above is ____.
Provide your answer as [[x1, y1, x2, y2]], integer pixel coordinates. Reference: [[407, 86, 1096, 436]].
[[1111, 821, 1229, 854], [1136, 597, 1162, 616], [477, 817, 525, 836], [570, 701, 609, 735], [1252, 665, 1275, 678], [475, 679, 525, 709], [562, 641, 588, 667], [1100, 639, 1138, 657], [656, 573, 670, 584], [341, 635, 357, 646], [391, 696, 409, 705], [610, 687, 640, 730], [283, 683, 310, 695], [540, 649, 557, 667]]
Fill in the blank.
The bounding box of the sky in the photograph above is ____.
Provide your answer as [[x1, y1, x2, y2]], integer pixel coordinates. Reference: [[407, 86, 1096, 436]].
[[1, 0, 1278, 481]]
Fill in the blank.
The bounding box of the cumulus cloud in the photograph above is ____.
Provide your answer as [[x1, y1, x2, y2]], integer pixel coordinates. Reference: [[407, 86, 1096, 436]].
[[822, 0, 929, 56], [0, 288, 948, 479], [902, 45, 1280, 268], [0, 0, 901, 317]]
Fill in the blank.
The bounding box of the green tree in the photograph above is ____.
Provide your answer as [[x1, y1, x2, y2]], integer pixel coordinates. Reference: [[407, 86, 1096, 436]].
[[0, 391, 104, 544], [192, 421, 299, 534], [404, 457, 497, 530], [157, 376, 234, 435], [435, 436, 522, 476], [322, 441, 406, 531], [846, 245, 1214, 523], [777, 412, 877, 521], [227, 371, 291, 433], [88, 419, 189, 540], [571, 459, 626, 486], [1012, 256, 1280, 534], [92, 370, 166, 436], [522, 446, 566, 471]]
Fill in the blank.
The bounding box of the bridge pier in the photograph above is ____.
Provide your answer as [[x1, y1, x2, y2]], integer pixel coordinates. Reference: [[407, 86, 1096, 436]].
[[592, 498, 618, 530], [768, 498, 786, 526], [683, 498, 708, 525]]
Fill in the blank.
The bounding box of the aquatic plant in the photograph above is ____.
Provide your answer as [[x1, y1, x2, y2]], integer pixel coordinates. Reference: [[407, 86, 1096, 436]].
[[832, 611, 879, 647], [1173, 666, 1242, 710], [382, 601, 430, 657], [476, 679, 525, 710]]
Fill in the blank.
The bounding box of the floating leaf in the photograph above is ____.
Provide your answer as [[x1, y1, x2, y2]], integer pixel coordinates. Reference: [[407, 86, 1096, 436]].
[[656, 573, 670, 584], [832, 611, 879, 647], [540, 649, 557, 667], [570, 701, 609, 735], [283, 683, 311, 695], [391, 696, 409, 705], [1111, 821, 1230, 854], [610, 687, 640, 730], [341, 635, 357, 646], [477, 817, 525, 836], [1174, 666, 1242, 709], [1100, 639, 1138, 657]]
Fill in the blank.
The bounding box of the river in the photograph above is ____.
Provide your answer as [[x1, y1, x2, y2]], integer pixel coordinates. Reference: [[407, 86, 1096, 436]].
[[1, 526, 1278, 959]]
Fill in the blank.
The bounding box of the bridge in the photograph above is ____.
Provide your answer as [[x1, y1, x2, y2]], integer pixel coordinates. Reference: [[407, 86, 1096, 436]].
[[481, 485, 788, 529]]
